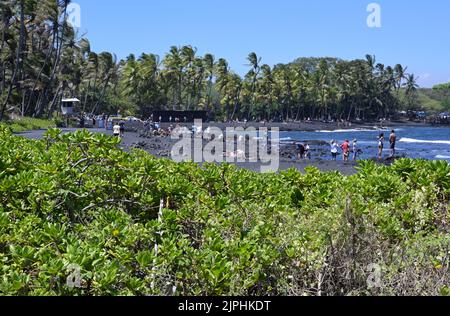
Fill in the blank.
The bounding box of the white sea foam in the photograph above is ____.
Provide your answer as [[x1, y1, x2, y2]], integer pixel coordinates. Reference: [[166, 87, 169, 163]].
[[435, 155, 450, 159], [399, 138, 450, 145], [315, 128, 387, 133], [357, 141, 378, 145], [254, 137, 292, 142]]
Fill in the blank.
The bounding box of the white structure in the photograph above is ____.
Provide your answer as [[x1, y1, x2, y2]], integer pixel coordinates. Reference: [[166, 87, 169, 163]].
[[61, 98, 80, 115]]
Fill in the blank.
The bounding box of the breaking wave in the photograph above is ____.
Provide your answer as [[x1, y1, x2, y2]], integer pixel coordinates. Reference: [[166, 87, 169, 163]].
[[399, 138, 450, 145], [315, 128, 387, 133]]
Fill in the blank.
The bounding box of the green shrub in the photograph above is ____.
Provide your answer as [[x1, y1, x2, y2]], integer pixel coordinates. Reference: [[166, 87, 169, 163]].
[[0, 126, 448, 296], [2, 117, 56, 133]]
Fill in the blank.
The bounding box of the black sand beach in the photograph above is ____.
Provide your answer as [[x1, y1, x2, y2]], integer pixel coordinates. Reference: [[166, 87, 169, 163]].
[[18, 119, 442, 175], [18, 119, 420, 175]]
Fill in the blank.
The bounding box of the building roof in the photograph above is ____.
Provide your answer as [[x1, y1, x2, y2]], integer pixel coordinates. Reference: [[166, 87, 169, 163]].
[[62, 98, 80, 103]]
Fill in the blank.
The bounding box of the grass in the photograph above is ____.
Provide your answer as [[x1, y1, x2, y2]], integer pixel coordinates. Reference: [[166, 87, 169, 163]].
[[2, 117, 56, 133]]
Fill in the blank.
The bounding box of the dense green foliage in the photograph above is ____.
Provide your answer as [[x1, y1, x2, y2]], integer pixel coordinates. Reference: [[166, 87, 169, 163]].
[[1, 1, 422, 122], [0, 126, 449, 296], [433, 82, 450, 91], [3, 117, 55, 132], [429, 83, 450, 112]]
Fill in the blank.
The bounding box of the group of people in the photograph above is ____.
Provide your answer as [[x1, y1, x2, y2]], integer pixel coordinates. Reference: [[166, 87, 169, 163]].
[[330, 139, 360, 162], [330, 129, 397, 162], [377, 130, 397, 160], [113, 121, 126, 138], [149, 115, 187, 124], [295, 142, 311, 160]]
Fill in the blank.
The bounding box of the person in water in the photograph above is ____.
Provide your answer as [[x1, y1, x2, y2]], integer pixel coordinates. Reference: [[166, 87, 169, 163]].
[[389, 130, 397, 158], [331, 140, 339, 161], [341, 139, 350, 162], [378, 133, 385, 160]]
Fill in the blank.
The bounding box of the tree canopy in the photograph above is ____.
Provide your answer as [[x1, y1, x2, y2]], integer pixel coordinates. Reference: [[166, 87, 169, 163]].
[[0, 1, 422, 121]]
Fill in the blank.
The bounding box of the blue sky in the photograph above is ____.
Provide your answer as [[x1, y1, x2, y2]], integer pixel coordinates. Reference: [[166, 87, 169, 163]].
[[74, 0, 450, 87]]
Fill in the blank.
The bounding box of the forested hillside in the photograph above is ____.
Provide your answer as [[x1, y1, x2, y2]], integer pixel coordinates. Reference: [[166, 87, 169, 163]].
[[418, 83, 450, 113]]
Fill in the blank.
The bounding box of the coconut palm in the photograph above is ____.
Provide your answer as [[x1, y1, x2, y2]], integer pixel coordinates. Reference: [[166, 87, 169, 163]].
[[0, 0, 419, 123], [244, 52, 261, 119], [405, 74, 419, 110], [162, 46, 183, 110], [203, 53, 215, 112]]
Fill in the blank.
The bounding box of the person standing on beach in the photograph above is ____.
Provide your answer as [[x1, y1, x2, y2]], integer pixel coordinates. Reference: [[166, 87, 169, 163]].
[[352, 139, 358, 161], [378, 133, 385, 160], [304, 142, 311, 160], [119, 121, 125, 138], [113, 123, 121, 138], [341, 139, 350, 162], [331, 140, 339, 161], [296, 142, 305, 160], [389, 130, 397, 157]]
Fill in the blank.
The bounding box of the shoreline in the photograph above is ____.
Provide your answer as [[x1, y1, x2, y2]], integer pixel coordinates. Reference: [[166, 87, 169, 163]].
[[13, 119, 449, 176], [17, 127, 405, 176], [131, 119, 448, 134]]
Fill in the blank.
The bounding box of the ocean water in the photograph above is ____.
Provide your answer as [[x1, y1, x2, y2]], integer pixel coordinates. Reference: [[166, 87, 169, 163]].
[[279, 126, 450, 162]]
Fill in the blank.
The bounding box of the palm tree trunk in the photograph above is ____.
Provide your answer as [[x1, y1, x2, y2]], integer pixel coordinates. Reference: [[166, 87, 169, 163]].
[[1, 0, 25, 121], [32, 91, 43, 118], [0, 12, 7, 95], [207, 76, 213, 112], [178, 70, 183, 110], [42, 1, 69, 117], [21, 90, 26, 116], [28, 45, 55, 116], [1, 62, 6, 95], [82, 80, 91, 112], [47, 85, 62, 117], [91, 74, 111, 115], [295, 103, 302, 121]]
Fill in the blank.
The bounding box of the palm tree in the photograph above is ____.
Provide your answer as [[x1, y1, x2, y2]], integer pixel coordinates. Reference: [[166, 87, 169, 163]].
[[0, 0, 417, 123], [43, 0, 71, 117], [394, 64, 407, 93], [244, 52, 261, 120], [203, 53, 215, 112], [121, 53, 162, 116], [163, 46, 183, 110], [82, 52, 98, 112], [91, 52, 116, 115], [256, 64, 274, 120], [365, 54, 376, 72], [226, 73, 242, 120], [0, 0, 13, 96], [315, 60, 331, 120], [180, 45, 197, 110], [405, 74, 419, 110], [1, 0, 26, 120]]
